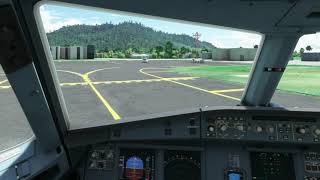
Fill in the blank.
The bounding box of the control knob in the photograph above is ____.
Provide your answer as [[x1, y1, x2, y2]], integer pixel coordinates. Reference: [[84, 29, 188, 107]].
[[313, 128, 320, 136], [91, 151, 99, 158], [220, 125, 228, 132], [89, 161, 96, 168], [237, 125, 244, 131], [296, 127, 306, 134], [208, 125, 215, 132], [255, 126, 263, 133], [106, 151, 114, 159], [267, 126, 275, 133]]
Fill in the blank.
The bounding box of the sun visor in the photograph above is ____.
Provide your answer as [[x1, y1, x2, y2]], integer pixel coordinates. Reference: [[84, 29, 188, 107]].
[[277, 2, 320, 32]]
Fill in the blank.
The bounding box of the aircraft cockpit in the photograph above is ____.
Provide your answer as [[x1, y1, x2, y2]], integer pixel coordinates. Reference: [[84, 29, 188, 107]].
[[1, 0, 320, 180]]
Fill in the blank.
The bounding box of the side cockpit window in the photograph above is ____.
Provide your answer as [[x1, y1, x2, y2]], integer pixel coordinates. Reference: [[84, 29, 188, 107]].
[[0, 66, 33, 152], [271, 33, 320, 108]]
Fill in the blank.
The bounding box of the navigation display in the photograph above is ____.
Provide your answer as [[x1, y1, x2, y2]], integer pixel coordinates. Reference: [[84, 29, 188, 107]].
[[164, 150, 201, 180], [250, 152, 295, 180]]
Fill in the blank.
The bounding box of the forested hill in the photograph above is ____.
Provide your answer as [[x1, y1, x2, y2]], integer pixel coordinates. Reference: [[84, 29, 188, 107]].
[[47, 22, 216, 51]]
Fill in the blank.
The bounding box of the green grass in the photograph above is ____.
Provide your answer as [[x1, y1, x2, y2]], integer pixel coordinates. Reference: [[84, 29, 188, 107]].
[[292, 56, 301, 61], [172, 65, 320, 97]]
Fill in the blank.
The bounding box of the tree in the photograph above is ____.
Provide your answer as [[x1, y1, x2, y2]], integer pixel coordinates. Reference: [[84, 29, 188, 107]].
[[47, 22, 216, 54], [299, 48, 305, 55], [164, 41, 173, 58], [125, 48, 133, 58], [292, 51, 300, 57], [291, 51, 301, 60], [155, 46, 164, 58], [107, 50, 114, 58], [159, 52, 165, 58], [201, 48, 209, 53], [191, 49, 200, 58], [180, 46, 190, 55], [306, 45, 312, 51], [149, 48, 158, 58], [115, 52, 125, 58], [254, 45, 258, 49]]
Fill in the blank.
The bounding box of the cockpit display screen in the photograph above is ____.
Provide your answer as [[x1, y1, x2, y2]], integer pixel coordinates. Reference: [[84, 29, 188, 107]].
[[119, 149, 155, 180]]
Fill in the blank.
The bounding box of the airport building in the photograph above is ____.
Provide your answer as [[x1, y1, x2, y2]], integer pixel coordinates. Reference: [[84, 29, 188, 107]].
[[50, 46, 60, 60], [211, 48, 257, 61], [59, 47, 67, 59], [130, 53, 149, 59], [85, 45, 95, 59], [301, 52, 320, 61], [50, 45, 95, 60], [201, 52, 212, 59]]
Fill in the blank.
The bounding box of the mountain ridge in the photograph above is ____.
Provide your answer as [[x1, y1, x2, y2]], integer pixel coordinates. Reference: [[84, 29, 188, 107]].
[[47, 22, 216, 51]]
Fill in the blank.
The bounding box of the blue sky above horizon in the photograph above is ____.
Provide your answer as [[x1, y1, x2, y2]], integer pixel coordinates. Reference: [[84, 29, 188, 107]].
[[40, 4, 320, 51]]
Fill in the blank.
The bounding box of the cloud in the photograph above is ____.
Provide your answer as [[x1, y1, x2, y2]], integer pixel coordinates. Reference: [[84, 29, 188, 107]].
[[208, 31, 261, 48], [231, 31, 261, 48], [208, 30, 319, 51], [208, 39, 225, 48], [40, 4, 319, 51], [295, 33, 320, 52], [110, 14, 121, 17], [39, 6, 101, 33], [39, 4, 262, 48]]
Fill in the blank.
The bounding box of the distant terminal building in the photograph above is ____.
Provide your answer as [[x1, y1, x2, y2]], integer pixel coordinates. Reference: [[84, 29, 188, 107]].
[[301, 52, 320, 61], [59, 47, 67, 59], [50, 46, 60, 60], [50, 45, 95, 60], [86, 45, 95, 59], [201, 52, 212, 59], [130, 53, 149, 59], [211, 48, 257, 61]]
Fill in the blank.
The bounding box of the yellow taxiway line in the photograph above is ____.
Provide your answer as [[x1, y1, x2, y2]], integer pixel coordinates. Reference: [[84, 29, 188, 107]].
[[0, 86, 10, 89], [0, 77, 198, 88], [0, 79, 8, 85], [1, 67, 242, 119], [59, 77, 198, 86], [57, 68, 121, 120], [210, 88, 244, 93], [84, 68, 121, 120], [139, 68, 241, 101]]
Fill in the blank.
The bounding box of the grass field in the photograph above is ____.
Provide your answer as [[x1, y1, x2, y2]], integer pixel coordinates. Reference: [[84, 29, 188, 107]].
[[172, 65, 320, 97]]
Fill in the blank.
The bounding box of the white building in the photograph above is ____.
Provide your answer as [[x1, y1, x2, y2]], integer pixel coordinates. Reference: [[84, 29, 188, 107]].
[[51, 45, 95, 60], [212, 48, 257, 61], [130, 53, 149, 59], [50, 46, 60, 60]]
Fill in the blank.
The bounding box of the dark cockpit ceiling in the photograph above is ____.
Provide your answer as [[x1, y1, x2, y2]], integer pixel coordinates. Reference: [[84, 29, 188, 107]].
[[49, 0, 320, 33]]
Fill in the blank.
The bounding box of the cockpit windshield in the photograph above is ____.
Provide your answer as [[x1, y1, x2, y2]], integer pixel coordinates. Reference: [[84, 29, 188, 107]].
[[34, 2, 319, 130]]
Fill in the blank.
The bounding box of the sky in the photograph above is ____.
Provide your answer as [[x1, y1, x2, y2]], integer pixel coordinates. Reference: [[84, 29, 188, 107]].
[[39, 4, 320, 51]]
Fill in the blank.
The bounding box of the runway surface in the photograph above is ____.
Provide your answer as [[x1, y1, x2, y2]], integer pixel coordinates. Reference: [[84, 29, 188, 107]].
[[0, 60, 319, 151]]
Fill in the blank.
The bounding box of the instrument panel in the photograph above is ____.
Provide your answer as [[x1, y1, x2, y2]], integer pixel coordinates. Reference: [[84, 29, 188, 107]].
[[84, 144, 320, 180], [79, 108, 320, 180], [87, 144, 115, 170], [204, 111, 320, 144]]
